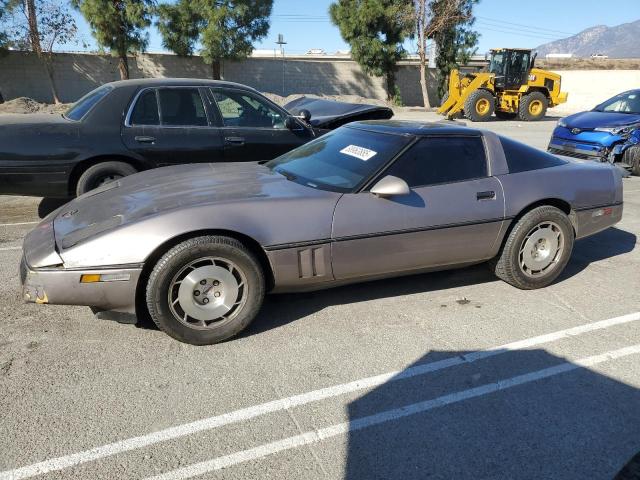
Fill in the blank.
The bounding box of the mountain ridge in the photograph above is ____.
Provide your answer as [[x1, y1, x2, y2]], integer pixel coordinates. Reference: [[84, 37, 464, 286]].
[[535, 20, 640, 58]]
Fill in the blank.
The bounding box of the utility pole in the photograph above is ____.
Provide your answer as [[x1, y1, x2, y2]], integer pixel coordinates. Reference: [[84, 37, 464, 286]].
[[276, 33, 286, 95]]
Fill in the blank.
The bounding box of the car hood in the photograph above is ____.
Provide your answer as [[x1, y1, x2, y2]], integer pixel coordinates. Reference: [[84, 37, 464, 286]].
[[562, 110, 640, 129], [284, 96, 394, 130], [52, 162, 330, 250]]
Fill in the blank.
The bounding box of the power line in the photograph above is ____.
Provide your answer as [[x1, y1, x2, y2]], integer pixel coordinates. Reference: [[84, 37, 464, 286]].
[[476, 16, 577, 36], [476, 21, 569, 41]]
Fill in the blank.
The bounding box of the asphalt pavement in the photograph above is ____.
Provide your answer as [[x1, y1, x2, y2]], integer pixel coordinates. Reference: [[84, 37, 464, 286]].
[[0, 113, 639, 480]]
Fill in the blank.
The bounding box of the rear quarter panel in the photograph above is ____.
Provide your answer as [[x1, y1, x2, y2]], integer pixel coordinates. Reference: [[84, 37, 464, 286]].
[[498, 160, 621, 239]]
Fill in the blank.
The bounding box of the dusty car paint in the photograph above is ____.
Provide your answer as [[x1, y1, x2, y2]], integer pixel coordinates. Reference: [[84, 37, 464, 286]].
[[1, 79, 394, 198], [20, 121, 623, 322]]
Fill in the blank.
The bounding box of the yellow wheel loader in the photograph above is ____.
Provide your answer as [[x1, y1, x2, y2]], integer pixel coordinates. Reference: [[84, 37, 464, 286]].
[[437, 48, 568, 122]]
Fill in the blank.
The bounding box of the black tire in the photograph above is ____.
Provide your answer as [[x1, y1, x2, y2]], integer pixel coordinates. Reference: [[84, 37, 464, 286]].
[[622, 145, 640, 176], [495, 111, 517, 120], [464, 89, 495, 122], [491, 206, 574, 289], [518, 91, 548, 121], [146, 236, 265, 345], [75, 161, 137, 196]]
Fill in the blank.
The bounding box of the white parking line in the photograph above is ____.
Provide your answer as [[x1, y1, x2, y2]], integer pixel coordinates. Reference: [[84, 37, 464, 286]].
[[146, 344, 640, 480], [0, 221, 38, 227], [0, 246, 21, 252], [1, 312, 638, 480]]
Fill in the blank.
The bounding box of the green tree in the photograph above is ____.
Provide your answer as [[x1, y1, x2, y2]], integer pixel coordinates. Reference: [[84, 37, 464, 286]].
[[72, 0, 154, 80], [156, 0, 273, 80], [432, 0, 478, 100], [414, 0, 475, 108], [330, 0, 414, 101]]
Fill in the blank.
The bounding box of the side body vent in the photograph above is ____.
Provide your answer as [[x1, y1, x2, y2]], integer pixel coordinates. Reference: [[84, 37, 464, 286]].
[[297, 247, 326, 279]]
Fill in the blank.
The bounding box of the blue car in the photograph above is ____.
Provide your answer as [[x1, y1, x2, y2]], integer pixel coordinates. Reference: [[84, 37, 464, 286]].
[[548, 89, 640, 175]]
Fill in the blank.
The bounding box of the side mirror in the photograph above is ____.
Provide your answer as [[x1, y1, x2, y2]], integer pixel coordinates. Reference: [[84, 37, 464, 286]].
[[370, 175, 410, 198], [284, 116, 298, 130], [296, 109, 311, 123]]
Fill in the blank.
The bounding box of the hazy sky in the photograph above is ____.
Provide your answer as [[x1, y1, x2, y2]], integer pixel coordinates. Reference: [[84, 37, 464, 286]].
[[62, 0, 640, 55]]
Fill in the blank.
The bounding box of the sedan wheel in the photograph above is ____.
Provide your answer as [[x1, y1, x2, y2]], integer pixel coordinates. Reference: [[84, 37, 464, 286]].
[[146, 236, 265, 345], [491, 206, 574, 289]]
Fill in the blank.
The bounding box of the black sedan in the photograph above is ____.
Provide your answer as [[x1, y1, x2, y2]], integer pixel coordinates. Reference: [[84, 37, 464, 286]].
[[0, 78, 392, 197]]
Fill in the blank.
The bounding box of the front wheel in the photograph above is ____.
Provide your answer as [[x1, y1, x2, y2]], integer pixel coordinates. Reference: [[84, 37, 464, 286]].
[[146, 236, 265, 345], [464, 89, 495, 122], [491, 206, 574, 289]]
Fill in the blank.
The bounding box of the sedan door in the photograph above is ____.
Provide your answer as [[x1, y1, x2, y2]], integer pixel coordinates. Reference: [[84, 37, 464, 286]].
[[331, 135, 506, 280], [210, 87, 313, 162], [122, 87, 225, 166]]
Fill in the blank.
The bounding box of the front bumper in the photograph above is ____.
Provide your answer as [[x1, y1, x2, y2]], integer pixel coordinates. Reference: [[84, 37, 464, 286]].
[[20, 255, 142, 313], [548, 138, 608, 160]]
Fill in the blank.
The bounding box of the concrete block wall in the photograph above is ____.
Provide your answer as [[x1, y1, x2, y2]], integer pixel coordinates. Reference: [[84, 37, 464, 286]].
[[0, 51, 442, 106]]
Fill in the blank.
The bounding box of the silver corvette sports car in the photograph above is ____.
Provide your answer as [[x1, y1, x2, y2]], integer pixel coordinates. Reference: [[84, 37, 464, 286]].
[[21, 121, 623, 345]]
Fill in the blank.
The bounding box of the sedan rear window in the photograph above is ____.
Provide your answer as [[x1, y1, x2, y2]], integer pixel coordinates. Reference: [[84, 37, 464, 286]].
[[65, 85, 113, 121], [500, 136, 567, 173]]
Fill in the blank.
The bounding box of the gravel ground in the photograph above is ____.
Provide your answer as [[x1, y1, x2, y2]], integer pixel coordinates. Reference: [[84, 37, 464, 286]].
[[0, 115, 639, 480]]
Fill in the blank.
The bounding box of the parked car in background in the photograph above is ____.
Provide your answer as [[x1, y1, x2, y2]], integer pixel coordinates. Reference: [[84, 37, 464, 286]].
[[548, 89, 640, 175], [21, 121, 623, 345], [0, 78, 392, 198]]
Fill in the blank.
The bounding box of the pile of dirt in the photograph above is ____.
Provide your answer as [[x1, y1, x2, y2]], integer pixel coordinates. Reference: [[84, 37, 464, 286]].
[[264, 93, 389, 108], [0, 97, 70, 115]]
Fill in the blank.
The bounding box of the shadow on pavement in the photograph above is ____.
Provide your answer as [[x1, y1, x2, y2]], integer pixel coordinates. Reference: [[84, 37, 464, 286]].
[[242, 227, 635, 339], [342, 348, 640, 480]]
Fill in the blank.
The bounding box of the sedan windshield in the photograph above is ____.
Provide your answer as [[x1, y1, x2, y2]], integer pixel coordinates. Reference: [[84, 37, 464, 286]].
[[266, 127, 412, 193], [594, 91, 640, 114]]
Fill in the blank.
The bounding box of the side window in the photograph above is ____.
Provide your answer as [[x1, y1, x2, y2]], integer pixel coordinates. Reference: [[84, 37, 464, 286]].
[[384, 136, 487, 188], [158, 88, 208, 127], [129, 90, 159, 126], [500, 136, 567, 173], [212, 89, 286, 129]]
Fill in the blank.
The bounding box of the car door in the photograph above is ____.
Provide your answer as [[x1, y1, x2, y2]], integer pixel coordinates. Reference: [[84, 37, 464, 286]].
[[122, 87, 225, 166], [331, 135, 506, 280], [210, 87, 313, 162]]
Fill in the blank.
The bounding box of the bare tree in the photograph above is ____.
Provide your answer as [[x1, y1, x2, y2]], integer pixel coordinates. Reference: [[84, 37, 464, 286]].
[[6, 0, 77, 103], [414, 0, 472, 108]]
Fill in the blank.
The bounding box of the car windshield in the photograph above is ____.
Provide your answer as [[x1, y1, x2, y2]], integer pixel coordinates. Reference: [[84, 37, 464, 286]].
[[593, 91, 640, 114], [64, 85, 113, 121], [265, 126, 412, 193]]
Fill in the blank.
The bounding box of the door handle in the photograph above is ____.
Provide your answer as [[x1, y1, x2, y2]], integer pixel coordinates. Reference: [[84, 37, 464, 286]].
[[134, 136, 155, 144], [224, 136, 245, 146], [476, 190, 496, 201]]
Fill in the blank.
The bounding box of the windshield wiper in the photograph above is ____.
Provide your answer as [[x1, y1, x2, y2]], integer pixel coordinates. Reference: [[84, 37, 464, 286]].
[[276, 168, 297, 181]]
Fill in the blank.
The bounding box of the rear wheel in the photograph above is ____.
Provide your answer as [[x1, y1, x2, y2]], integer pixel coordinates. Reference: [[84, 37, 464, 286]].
[[491, 206, 574, 289], [622, 145, 640, 176], [464, 89, 495, 122], [518, 92, 548, 121], [75, 161, 137, 196], [146, 236, 265, 345]]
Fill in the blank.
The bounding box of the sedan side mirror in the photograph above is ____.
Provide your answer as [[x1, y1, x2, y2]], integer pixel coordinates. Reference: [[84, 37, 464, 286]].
[[296, 109, 311, 123], [370, 175, 410, 198]]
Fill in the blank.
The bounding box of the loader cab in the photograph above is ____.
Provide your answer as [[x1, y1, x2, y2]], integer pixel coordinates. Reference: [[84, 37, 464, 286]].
[[489, 49, 532, 91]]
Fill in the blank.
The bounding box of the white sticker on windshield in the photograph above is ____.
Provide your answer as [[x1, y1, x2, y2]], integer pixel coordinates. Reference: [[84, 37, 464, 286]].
[[340, 145, 377, 161]]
